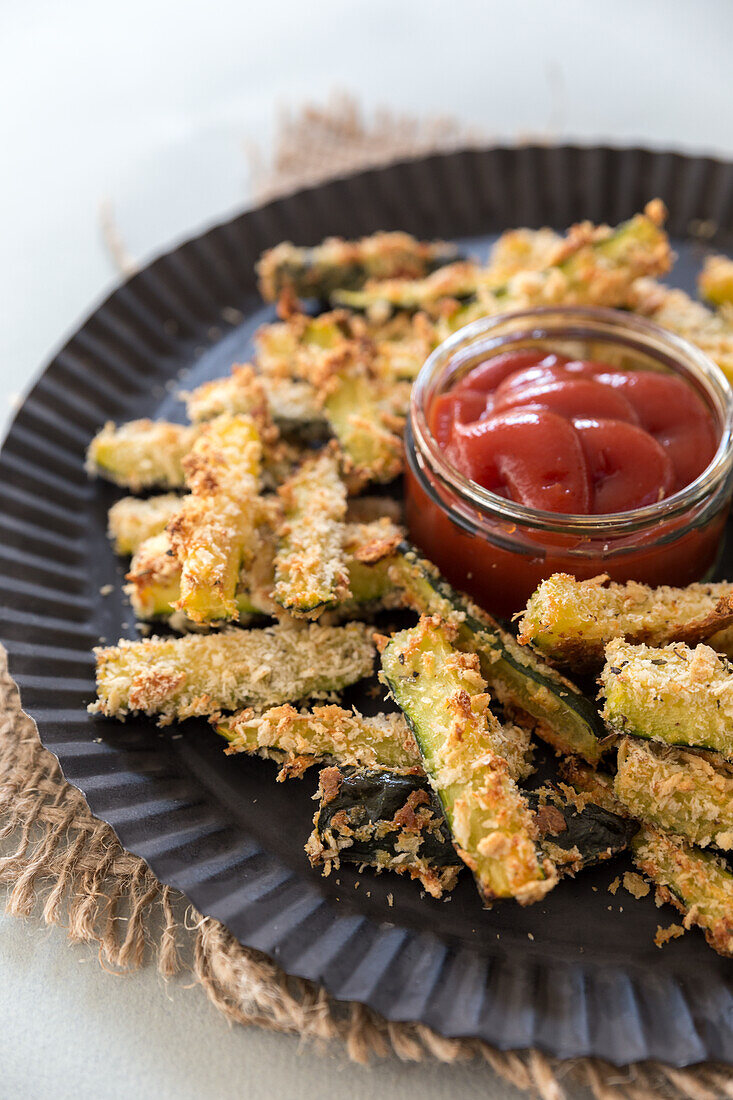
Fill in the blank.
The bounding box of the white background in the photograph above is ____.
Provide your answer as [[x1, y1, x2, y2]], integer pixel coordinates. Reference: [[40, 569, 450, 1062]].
[[2, 1, 733, 1095]]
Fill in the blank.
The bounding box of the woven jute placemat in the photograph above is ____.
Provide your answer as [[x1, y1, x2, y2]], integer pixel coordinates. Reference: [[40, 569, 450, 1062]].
[[4, 97, 733, 1100]]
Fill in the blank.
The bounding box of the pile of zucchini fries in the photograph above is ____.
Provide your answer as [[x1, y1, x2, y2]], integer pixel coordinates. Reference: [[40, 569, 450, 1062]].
[[86, 207, 733, 951]]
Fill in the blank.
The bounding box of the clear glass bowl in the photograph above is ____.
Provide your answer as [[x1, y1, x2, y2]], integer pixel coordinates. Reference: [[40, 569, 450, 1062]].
[[405, 307, 733, 618]]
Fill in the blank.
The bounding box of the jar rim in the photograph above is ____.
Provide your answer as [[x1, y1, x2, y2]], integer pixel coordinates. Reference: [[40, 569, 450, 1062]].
[[409, 306, 733, 535]]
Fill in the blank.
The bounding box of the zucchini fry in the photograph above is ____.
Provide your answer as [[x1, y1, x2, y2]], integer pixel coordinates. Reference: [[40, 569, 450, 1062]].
[[632, 827, 733, 957], [91, 621, 375, 724], [257, 231, 458, 302], [601, 639, 733, 760], [168, 415, 262, 623], [381, 616, 556, 905], [630, 277, 733, 382], [274, 446, 350, 617], [307, 765, 462, 898], [698, 254, 733, 308], [307, 767, 634, 897], [256, 312, 404, 488], [182, 363, 272, 423], [519, 573, 733, 671], [388, 544, 605, 763], [215, 705, 420, 775], [615, 737, 733, 850], [125, 519, 402, 627], [107, 493, 183, 555], [333, 203, 671, 317], [87, 420, 197, 490], [215, 700, 534, 783]]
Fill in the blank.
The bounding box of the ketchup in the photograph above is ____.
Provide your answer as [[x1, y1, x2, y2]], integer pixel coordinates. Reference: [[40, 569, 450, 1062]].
[[431, 351, 717, 514], [406, 348, 725, 618]]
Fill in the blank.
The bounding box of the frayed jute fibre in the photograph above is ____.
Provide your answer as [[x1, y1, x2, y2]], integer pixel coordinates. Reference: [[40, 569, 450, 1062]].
[[6, 97, 733, 1100]]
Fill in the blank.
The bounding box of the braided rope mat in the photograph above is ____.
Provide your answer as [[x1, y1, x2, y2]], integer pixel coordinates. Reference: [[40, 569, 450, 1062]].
[[4, 96, 733, 1100]]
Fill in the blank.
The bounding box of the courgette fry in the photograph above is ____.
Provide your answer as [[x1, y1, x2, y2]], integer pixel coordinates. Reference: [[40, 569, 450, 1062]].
[[87, 420, 197, 490], [518, 573, 733, 671], [168, 415, 262, 623], [273, 446, 350, 617], [630, 277, 733, 382], [632, 826, 733, 957], [125, 519, 402, 627], [306, 765, 462, 898], [256, 312, 405, 488], [388, 544, 605, 764], [256, 231, 458, 302], [615, 737, 733, 850], [124, 531, 264, 624], [214, 705, 420, 776], [307, 767, 636, 895], [698, 254, 733, 308], [90, 621, 375, 724], [381, 616, 556, 905], [601, 639, 733, 760], [214, 700, 534, 783], [107, 493, 183, 555], [333, 203, 671, 317], [182, 363, 273, 423]]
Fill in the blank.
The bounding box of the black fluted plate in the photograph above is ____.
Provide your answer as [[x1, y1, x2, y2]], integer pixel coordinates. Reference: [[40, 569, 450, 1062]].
[[4, 146, 733, 1067]]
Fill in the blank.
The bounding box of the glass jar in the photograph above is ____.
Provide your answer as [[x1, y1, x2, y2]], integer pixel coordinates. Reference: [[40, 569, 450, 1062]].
[[405, 307, 733, 619]]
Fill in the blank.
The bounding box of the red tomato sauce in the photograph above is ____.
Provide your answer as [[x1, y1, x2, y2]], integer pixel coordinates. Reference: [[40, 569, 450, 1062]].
[[430, 350, 718, 514], [407, 349, 724, 618]]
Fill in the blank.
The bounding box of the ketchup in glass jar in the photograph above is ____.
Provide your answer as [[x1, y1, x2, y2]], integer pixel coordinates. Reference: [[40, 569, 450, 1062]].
[[406, 312, 733, 620], [431, 350, 717, 516]]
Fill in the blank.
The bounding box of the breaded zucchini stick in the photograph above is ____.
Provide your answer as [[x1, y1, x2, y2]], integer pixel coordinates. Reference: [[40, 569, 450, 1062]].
[[630, 277, 733, 382], [214, 700, 533, 783], [388, 544, 605, 763], [125, 519, 402, 626], [519, 573, 733, 670], [168, 415, 262, 623], [381, 616, 556, 905], [257, 231, 458, 302], [698, 254, 733, 308], [215, 705, 419, 775], [107, 493, 183, 555], [87, 420, 197, 490], [632, 826, 733, 957], [91, 621, 375, 724], [601, 639, 733, 760], [307, 765, 462, 898], [333, 204, 671, 317], [182, 363, 272, 423], [273, 446, 350, 617], [306, 767, 635, 897], [615, 737, 733, 850], [256, 312, 404, 488]]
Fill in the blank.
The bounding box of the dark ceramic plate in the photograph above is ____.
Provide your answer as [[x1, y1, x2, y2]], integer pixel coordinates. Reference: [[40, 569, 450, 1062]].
[[4, 146, 733, 1067]]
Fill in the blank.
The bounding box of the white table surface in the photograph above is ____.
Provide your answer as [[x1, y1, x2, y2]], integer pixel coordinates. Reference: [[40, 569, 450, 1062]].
[[3, 1, 733, 1095]]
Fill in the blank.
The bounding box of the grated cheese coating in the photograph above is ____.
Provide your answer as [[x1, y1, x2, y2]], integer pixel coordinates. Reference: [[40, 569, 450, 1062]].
[[91, 621, 375, 724]]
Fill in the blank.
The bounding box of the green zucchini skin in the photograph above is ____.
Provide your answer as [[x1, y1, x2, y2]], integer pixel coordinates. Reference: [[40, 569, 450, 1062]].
[[389, 543, 605, 764], [308, 767, 636, 893]]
